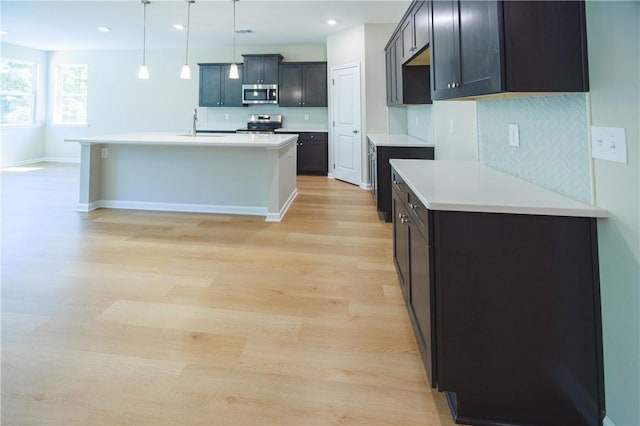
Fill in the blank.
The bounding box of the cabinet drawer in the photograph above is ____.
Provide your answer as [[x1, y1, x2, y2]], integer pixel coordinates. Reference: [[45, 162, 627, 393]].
[[391, 169, 407, 202], [298, 132, 327, 143], [407, 189, 429, 242]]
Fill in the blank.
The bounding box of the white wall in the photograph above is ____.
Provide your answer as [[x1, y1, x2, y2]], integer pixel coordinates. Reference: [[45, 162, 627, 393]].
[[1, 43, 49, 167], [432, 100, 478, 160], [586, 2, 640, 425]]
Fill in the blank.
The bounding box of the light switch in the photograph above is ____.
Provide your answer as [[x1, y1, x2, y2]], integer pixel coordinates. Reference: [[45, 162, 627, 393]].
[[591, 126, 628, 164], [448, 119, 454, 134], [101, 147, 108, 158], [508, 123, 520, 147]]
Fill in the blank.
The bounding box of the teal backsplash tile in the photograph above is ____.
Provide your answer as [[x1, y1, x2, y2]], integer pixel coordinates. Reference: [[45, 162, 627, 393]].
[[477, 93, 592, 203]]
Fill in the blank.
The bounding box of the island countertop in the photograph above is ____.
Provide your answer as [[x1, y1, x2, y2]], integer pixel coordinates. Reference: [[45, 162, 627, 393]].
[[67, 132, 297, 149], [390, 159, 608, 218]]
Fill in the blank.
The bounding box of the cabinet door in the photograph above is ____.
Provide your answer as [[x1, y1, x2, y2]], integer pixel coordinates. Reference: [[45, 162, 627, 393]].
[[297, 133, 328, 175], [392, 190, 410, 300], [412, 0, 430, 53], [243, 57, 263, 84], [302, 63, 327, 107], [385, 46, 395, 105], [199, 65, 222, 107], [400, 15, 413, 63], [279, 64, 302, 107], [261, 56, 280, 84], [457, 0, 501, 96], [221, 64, 243, 107], [394, 35, 404, 105], [430, 0, 460, 97], [409, 220, 436, 387]]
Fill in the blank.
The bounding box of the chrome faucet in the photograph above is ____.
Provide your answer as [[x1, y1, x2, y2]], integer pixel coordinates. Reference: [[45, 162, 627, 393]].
[[191, 108, 198, 136]]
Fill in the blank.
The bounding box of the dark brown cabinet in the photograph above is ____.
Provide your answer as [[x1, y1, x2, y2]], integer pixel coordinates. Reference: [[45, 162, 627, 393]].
[[392, 169, 437, 387], [279, 62, 327, 107], [198, 63, 243, 107], [391, 162, 606, 426], [242, 54, 283, 84], [430, 0, 589, 100], [385, 0, 432, 106], [368, 138, 433, 221], [280, 132, 328, 175]]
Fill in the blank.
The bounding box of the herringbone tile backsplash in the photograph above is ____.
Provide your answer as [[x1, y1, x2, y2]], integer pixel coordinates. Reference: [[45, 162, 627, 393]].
[[477, 93, 592, 203]]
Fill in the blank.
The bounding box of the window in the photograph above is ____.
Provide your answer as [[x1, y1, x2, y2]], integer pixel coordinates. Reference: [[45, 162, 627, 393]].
[[54, 64, 87, 125], [0, 58, 37, 125]]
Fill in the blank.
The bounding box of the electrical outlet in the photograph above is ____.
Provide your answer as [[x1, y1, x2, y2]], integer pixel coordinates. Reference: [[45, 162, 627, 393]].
[[304, 114, 309, 121], [592, 126, 628, 164], [508, 123, 520, 147], [101, 147, 108, 158], [225, 113, 230, 120], [448, 119, 454, 134], [415, 116, 420, 126]]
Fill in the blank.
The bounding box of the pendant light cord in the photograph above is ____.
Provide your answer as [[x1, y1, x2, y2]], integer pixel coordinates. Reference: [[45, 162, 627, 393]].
[[185, 1, 192, 64], [142, 1, 147, 66], [232, 0, 236, 64]]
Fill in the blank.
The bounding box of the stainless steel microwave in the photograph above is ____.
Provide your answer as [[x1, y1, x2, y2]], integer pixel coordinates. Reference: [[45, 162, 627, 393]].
[[242, 84, 278, 104]]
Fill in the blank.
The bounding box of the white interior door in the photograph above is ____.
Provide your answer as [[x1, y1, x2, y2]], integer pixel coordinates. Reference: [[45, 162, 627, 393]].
[[331, 64, 362, 186]]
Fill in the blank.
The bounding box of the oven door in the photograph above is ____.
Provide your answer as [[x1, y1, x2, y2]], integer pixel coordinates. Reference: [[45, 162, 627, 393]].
[[242, 84, 278, 104]]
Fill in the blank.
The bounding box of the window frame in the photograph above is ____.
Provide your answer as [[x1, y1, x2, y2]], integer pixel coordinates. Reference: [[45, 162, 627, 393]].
[[53, 63, 88, 126], [0, 58, 37, 126]]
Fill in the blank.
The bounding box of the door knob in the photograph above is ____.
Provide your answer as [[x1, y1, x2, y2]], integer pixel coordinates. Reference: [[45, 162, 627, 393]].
[[353, 130, 359, 134]]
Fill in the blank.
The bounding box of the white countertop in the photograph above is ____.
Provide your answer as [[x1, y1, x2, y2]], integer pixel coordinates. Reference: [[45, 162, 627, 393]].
[[66, 132, 297, 149], [367, 133, 434, 148], [390, 159, 608, 218]]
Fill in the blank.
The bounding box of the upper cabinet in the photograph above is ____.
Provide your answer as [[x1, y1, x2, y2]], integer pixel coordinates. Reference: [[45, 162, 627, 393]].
[[402, 0, 430, 62], [198, 63, 244, 107], [279, 62, 328, 107], [430, 0, 589, 100], [385, 0, 432, 106], [242, 54, 283, 84]]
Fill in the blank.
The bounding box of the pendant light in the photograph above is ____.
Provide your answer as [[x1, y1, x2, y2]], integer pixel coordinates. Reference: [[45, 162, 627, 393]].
[[138, 0, 151, 79], [229, 0, 239, 79], [180, 0, 195, 79]]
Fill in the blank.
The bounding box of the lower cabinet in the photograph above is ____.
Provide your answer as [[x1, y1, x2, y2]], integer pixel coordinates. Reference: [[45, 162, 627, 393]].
[[281, 132, 328, 175], [370, 138, 433, 222], [391, 164, 605, 426], [392, 169, 437, 387]]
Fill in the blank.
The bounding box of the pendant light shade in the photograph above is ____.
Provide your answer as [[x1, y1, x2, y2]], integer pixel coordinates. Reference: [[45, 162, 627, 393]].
[[138, 0, 151, 79], [229, 0, 239, 79], [180, 0, 195, 79]]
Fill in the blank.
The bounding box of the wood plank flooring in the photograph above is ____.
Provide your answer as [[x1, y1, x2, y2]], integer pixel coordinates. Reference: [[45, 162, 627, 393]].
[[1, 162, 454, 425]]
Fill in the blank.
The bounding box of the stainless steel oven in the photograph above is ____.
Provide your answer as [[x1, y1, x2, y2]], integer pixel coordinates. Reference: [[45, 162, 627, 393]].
[[236, 114, 283, 134], [242, 84, 278, 104]]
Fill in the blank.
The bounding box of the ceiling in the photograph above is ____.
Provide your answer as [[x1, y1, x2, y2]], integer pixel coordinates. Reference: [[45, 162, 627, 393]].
[[0, 0, 410, 51]]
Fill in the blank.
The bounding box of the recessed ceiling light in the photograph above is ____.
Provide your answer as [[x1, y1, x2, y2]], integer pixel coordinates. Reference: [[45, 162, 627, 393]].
[[327, 19, 337, 26], [173, 24, 185, 31], [98, 26, 111, 32]]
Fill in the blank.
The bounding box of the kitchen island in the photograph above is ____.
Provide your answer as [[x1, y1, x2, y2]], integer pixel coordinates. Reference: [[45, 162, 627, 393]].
[[66, 132, 298, 221]]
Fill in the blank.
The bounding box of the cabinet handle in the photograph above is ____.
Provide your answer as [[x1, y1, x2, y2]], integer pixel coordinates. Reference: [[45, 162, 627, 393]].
[[399, 213, 410, 224], [408, 202, 417, 211]]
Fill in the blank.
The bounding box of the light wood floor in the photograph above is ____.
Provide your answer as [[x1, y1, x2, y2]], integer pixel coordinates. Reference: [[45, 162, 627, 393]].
[[1, 162, 454, 425]]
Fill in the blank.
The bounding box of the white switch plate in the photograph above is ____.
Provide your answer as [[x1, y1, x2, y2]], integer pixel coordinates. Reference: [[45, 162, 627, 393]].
[[448, 119, 454, 134], [591, 126, 628, 164], [304, 114, 309, 121], [508, 123, 520, 147], [100, 147, 108, 158], [224, 113, 230, 120]]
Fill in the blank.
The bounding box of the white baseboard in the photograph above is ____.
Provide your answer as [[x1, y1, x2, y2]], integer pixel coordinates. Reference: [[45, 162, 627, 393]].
[[2, 157, 79, 168], [77, 199, 270, 218], [266, 188, 298, 222]]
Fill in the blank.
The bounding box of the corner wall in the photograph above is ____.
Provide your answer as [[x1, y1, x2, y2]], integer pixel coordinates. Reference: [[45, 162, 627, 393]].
[[586, 2, 640, 425]]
